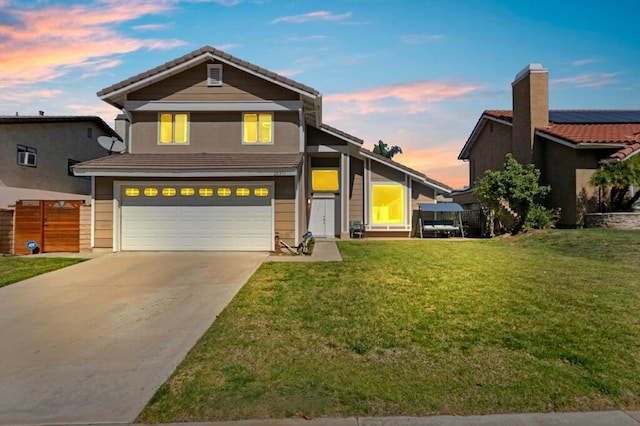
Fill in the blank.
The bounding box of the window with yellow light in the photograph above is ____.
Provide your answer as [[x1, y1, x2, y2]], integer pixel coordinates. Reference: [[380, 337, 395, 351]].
[[371, 184, 404, 224]]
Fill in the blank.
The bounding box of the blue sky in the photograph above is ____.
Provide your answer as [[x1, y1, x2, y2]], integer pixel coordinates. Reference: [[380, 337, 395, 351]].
[[1, 0, 639, 188]]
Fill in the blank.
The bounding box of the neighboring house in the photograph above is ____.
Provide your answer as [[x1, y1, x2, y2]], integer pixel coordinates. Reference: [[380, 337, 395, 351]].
[[0, 115, 121, 209], [73, 46, 451, 252], [456, 63, 640, 227]]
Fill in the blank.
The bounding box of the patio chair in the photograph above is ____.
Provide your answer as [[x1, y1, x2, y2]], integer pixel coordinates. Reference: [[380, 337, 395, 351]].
[[349, 221, 366, 239]]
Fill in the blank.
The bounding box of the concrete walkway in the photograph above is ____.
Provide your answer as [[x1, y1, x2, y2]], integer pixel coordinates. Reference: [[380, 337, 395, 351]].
[[0, 251, 267, 425], [65, 410, 640, 426]]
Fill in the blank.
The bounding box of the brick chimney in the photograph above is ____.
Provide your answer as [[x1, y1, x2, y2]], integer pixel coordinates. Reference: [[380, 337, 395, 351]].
[[511, 63, 549, 164]]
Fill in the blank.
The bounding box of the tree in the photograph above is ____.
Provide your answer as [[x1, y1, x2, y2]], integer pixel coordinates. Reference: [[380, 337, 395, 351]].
[[474, 154, 551, 236], [373, 140, 402, 159], [590, 156, 640, 211]]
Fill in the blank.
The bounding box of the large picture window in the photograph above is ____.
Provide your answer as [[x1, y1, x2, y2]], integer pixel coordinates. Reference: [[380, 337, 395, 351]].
[[371, 184, 405, 224], [243, 113, 273, 144], [159, 113, 189, 144], [312, 169, 339, 192]]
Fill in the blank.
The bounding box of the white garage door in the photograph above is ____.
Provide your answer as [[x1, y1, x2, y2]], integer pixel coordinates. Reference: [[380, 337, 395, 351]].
[[120, 183, 273, 251]]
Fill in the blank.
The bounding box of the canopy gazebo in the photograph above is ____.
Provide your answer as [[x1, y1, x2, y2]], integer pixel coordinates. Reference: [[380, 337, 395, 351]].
[[416, 203, 465, 238]]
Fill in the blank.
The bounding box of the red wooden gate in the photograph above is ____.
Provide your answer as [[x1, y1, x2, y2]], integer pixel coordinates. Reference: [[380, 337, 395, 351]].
[[14, 200, 82, 254]]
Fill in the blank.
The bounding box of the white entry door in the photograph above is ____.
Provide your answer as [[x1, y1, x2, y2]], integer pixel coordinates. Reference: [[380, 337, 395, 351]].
[[309, 197, 335, 238]]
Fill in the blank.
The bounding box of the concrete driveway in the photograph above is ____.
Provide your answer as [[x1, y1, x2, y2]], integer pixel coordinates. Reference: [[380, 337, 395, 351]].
[[0, 251, 267, 425]]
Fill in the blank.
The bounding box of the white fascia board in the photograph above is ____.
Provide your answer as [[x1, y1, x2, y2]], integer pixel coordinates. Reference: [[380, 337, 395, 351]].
[[125, 100, 302, 112], [73, 169, 298, 178], [536, 131, 627, 150]]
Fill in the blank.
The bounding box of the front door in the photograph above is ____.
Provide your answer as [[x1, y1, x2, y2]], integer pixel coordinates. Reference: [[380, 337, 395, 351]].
[[308, 197, 335, 238]]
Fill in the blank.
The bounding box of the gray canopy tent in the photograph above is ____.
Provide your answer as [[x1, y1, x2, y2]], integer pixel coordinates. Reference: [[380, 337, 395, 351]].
[[416, 203, 465, 238]]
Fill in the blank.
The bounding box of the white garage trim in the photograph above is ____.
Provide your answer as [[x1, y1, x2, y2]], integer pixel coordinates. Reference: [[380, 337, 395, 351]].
[[114, 181, 274, 251]]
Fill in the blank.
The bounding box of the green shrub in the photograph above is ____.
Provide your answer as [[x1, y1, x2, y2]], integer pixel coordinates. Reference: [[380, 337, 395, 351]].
[[522, 204, 559, 231]]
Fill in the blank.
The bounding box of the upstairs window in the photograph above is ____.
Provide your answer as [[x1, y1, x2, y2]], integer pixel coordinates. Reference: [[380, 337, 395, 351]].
[[17, 145, 37, 167], [207, 64, 223, 86], [159, 113, 189, 144], [243, 113, 273, 144]]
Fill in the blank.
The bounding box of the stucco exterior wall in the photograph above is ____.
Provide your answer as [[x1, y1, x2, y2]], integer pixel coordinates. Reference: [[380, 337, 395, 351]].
[[129, 111, 300, 154], [0, 122, 112, 194], [466, 120, 512, 185]]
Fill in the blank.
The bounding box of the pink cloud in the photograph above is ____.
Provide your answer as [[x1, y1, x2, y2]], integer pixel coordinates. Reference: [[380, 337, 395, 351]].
[[0, 89, 65, 103], [324, 80, 484, 116], [0, 1, 186, 88], [551, 72, 621, 88], [401, 147, 469, 189], [272, 11, 352, 24]]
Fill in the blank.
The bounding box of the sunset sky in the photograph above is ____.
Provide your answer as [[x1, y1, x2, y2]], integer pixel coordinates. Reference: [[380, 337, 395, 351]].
[[1, 0, 639, 188]]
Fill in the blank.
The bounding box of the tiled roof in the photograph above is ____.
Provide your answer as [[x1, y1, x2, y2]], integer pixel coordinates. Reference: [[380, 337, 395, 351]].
[[537, 123, 640, 144], [73, 153, 303, 171], [0, 115, 119, 137], [484, 110, 513, 122], [98, 46, 320, 98], [604, 142, 640, 163], [483, 109, 640, 144]]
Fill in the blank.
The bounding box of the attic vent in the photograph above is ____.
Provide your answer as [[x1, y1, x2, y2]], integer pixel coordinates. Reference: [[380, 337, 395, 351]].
[[207, 64, 222, 87]]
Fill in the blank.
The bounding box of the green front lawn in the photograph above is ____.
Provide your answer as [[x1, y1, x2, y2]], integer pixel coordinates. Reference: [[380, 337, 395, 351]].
[[139, 229, 640, 422], [0, 257, 86, 288]]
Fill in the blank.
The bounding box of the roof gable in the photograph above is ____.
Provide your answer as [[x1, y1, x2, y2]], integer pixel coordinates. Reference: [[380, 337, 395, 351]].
[[98, 46, 320, 107]]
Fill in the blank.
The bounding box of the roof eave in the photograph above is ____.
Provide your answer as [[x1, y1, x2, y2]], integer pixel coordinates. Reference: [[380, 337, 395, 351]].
[[536, 130, 629, 150]]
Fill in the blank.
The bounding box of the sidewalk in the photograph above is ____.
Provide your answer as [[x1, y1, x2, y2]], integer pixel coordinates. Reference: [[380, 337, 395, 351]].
[[88, 410, 640, 426]]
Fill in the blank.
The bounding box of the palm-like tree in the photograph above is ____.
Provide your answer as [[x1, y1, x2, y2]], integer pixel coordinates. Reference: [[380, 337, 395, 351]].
[[373, 140, 402, 159]]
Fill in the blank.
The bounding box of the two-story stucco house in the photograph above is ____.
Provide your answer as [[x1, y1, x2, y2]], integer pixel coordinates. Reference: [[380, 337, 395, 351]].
[[456, 63, 640, 227], [0, 115, 121, 209], [73, 46, 451, 252]]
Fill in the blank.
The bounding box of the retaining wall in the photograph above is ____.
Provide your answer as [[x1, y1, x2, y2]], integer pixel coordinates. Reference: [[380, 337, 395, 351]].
[[584, 212, 640, 230]]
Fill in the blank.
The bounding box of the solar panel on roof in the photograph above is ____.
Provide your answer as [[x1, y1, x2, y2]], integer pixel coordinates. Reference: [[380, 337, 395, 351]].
[[549, 111, 640, 124]]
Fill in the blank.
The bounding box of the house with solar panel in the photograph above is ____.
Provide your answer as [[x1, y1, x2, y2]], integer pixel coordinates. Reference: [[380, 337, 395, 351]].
[[73, 46, 451, 252], [456, 63, 640, 227]]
